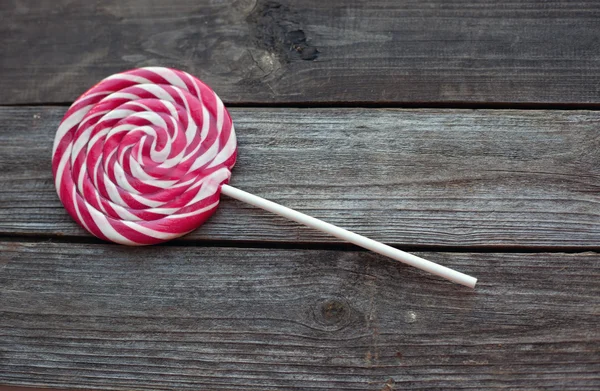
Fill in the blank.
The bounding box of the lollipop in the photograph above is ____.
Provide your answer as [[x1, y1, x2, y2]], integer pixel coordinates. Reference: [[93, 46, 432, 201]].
[[52, 67, 477, 288]]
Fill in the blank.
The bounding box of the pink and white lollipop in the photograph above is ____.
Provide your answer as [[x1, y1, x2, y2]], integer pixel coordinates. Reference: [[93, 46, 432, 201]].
[[52, 67, 236, 245], [53, 67, 477, 288]]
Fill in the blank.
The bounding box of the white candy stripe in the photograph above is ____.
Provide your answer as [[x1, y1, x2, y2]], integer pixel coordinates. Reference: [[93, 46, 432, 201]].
[[189, 137, 220, 171], [82, 91, 114, 101], [171, 177, 196, 189], [95, 187, 109, 215], [105, 73, 152, 85], [122, 220, 186, 241], [105, 92, 141, 101], [188, 169, 230, 204], [53, 106, 92, 156], [114, 159, 139, 195], [77, 162, 87, 195], [100, 109, 135, 122], [149, 67, 189, 91], [185, 72, 202, 99], [216, 94, 224, 135], [208, 126, 237, 169], [73, 186, 92, 233], [54, 143, 71, 192], [128, 156, 178, 188], [165, 201, 219, 219], [150, 208, 180, 215], [104, 171, 128, 206], [163, 100, 180, 120], [112, 202, 142, 221], [87, 128, 109, 153], [199, 105, 209, 142], [136, 84, 174, 102], [160, 149, 185, 169], [128, 101, 153, 112], [130, 192, 165, 208], [87, 206, 136, 245]]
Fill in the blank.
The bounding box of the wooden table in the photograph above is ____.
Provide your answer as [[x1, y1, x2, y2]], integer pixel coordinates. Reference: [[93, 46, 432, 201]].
[[1, 1, 599, 390]]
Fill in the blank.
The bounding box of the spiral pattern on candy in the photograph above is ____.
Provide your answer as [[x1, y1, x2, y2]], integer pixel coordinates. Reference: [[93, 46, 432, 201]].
[[52, 67, 237, 245]]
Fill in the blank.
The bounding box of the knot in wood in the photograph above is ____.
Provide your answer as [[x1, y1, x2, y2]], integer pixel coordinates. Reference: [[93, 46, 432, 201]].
[[314, 298, 349, 328]]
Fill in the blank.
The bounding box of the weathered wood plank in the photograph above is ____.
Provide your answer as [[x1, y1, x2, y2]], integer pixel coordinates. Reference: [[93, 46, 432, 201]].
[[1, 0, 600, 105], [1, 106, 599, 248], [0, 387, 79, 391], [0, 241, 598, 390]]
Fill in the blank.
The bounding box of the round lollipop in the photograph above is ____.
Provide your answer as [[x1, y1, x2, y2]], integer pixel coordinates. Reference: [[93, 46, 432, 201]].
[[52, 67, 477, 288]]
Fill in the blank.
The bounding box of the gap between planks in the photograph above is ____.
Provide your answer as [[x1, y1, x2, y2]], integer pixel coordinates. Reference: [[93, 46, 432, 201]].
[[4, 102, 600, 111], [0, 234, 598, 255]]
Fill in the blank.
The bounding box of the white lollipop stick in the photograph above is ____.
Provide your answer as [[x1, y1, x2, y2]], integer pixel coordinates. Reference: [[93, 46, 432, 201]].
[[221, 185, 477, 288]]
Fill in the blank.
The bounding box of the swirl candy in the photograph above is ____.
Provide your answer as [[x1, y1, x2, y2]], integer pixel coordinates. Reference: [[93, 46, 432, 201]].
[[52, 67, 236, 245], [53, 67, 477, 288]]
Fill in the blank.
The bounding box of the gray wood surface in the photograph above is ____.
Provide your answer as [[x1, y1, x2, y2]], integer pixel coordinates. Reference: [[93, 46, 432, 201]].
[[1, 1, 599, 390], [1, 106, 598, 249], [1, 241, 598, 390], [2, 0, 600, 105]]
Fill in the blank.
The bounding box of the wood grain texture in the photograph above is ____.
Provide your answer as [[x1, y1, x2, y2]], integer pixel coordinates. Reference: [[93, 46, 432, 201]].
[[1, 0, 600, 105], [1, 241, 598, 390], [0, 387, 81, 391], [1, 106, 599, 249]]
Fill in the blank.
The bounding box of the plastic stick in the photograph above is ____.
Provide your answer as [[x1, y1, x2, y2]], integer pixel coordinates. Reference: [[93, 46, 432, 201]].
[[221, 184, 477, 288]]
